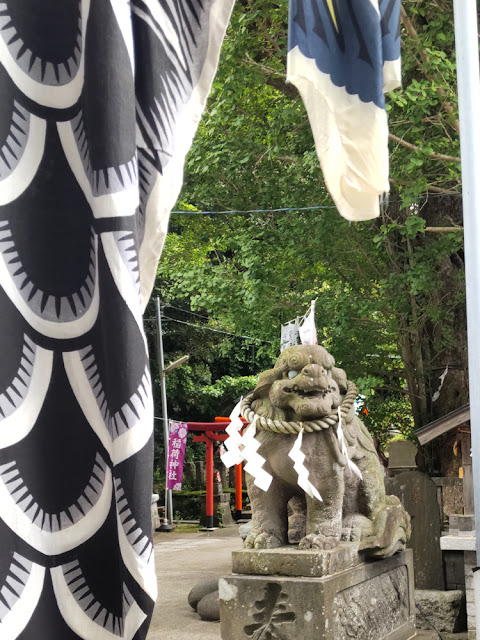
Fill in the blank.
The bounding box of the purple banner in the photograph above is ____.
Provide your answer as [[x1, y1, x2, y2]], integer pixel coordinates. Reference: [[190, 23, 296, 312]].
[[167, 421, 189, 491]]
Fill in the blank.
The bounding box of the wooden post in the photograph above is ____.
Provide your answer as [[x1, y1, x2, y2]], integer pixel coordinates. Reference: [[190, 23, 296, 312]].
[[235, 463, 243, 520], [462, 428, 474, 515], [206, 438, 214, 530]]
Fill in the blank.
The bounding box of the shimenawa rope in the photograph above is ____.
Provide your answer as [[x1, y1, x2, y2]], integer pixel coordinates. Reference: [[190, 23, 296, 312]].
[[240, 380, 358, 434]]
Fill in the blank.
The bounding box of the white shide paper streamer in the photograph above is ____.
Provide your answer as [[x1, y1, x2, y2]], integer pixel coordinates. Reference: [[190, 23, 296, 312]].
[[337, 407, 363, 479], [298, 299, 318, 346], [220, 398, 244, 468], [288, 428, 322, 501], [220, 404, 273, 491], [240, 417, 273, 492], [432, 365, 449, 403]]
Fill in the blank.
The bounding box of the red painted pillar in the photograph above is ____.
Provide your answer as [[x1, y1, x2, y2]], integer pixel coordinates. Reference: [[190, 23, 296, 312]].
[[235, 463, 243, 520], [205, 438, 214, 529]]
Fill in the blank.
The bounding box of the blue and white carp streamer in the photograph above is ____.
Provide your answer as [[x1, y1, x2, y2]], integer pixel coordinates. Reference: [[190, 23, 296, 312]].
[[287, 0, 401, 221]]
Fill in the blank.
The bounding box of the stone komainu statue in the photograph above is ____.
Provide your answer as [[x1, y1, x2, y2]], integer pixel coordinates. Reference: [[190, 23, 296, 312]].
[[240, 345, 410, 557]]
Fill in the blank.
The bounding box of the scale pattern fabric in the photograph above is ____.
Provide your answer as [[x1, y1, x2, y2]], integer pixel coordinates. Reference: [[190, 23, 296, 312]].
[[0, 1, 233, 639], [287, 0, 401, 221]]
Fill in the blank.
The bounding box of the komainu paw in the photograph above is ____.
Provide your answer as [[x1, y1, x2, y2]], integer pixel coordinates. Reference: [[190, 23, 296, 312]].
[[299, 533, 340, 551], [244, 529, 284, 550]]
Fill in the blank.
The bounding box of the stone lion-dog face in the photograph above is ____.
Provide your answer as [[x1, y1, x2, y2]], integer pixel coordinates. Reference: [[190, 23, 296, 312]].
[[251, 344, 347, 422], [241, 345, 410, 557]]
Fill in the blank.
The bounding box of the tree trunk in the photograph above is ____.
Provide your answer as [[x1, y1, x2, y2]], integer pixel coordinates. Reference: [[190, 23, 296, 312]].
[[413, 196, 467, 504]]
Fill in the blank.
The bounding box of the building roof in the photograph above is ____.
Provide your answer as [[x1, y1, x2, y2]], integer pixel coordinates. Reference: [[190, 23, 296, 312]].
[[415, 404, 470, 445]]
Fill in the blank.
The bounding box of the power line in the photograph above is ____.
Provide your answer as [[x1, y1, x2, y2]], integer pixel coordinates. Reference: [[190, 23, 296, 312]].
[[171, 205, 336, 215], [163, 302, 210, 320], [160, 314, 272, 344], [143, 304, 273, 343], [170, 192, 462, 216]]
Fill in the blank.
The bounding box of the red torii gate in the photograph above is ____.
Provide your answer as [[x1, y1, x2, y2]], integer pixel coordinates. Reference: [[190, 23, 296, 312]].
[[186, 417, 246, 530]]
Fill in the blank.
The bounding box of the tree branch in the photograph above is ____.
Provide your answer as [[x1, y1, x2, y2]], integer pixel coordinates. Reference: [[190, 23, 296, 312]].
[[242, 54, 298, 99], [389, 178, 460, 195], [425, 184, 461, 195], [389, 132, 460, 163]]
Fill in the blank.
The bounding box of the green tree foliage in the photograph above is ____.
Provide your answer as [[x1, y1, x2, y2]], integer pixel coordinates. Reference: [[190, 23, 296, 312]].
[[144, 298, 264, 467], [152, 0, 467, 443]]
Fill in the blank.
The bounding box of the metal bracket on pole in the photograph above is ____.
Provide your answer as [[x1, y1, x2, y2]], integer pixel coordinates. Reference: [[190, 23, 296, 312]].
[[155, 297, 174, 532], [453, 0, 480, 629]]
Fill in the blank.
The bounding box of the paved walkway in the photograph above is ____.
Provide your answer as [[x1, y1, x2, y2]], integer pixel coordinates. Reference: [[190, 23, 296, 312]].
[[147, 525, 468, 640], [147, 526, 242, 640]]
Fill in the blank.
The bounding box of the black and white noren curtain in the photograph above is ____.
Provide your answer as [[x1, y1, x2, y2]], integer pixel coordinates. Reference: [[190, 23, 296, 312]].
[[0, 2, 234, 639]]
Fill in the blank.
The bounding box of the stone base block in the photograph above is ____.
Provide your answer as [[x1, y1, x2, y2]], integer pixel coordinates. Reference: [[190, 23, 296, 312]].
[[232, 542, 361, 578], [449, 515, 475, 535], [219, 550, 415, 640], [415, 589, 466, 633]]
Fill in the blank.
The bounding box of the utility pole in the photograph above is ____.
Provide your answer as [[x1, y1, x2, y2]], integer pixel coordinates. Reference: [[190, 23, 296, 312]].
[[155, 297, 174, 531], [453, 0, 480, 628]]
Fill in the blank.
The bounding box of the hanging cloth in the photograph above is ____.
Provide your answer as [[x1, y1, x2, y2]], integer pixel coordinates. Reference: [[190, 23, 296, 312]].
[[0, 2, 234, 639], [280, 317, 300, 352], [287, 0, 401, 221]]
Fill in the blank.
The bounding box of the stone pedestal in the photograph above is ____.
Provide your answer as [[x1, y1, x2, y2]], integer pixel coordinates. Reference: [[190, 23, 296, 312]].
[[440, 532, 476, 636], [219, 547, 416, 640]]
